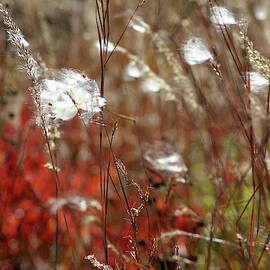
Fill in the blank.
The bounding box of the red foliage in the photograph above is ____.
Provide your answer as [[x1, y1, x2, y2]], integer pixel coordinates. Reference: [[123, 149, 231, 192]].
[[0, 103, 198, 270]]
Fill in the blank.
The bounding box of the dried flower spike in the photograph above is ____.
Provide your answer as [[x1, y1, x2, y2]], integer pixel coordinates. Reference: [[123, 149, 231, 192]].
[[0, 3, 40, 82], [116, 9, 150, 34], [85, 254, 114, 270], [241, 32, 270, 79]]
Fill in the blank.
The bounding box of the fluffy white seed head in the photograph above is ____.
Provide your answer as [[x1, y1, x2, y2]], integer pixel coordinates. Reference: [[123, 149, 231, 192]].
[[130, 17, 150, 33], [116, 9, 150, 33], [84, 254, 113, 270], [210, 6, 237, 26], [141, 75, 172, 93], [144, 141, 187, 174], [253, 4, 268, 21], [124, 61, 149, 81], [37, 69, 106, 128], [182, 37, 213, 65], [143, 141, 188, 183], [248, 72, 269, 93]]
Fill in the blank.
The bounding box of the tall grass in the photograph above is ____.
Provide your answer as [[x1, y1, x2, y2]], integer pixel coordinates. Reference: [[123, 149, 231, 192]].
[[1, 0, 270, 269]]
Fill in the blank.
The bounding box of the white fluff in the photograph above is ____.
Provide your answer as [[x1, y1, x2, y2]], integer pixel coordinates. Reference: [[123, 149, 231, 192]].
[[254, 4, 268, 21], [248, 72, 269, 93], [116, 9, 150, 33], [37, 69, 106, 127], [210, 6, 237, 25], [143, 141, 187, 174], [124, 61, 148, 80], [182, 37, 213, 65]]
